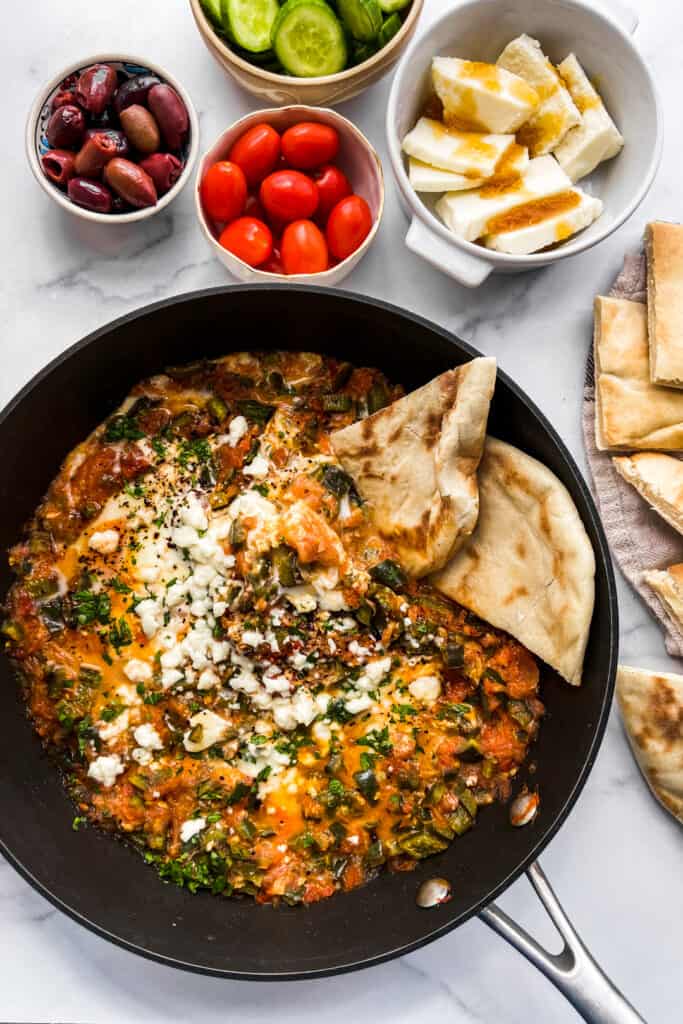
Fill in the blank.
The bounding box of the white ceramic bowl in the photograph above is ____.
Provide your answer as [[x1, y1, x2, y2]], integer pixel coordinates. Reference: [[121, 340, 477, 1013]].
[[195, 106, 384, 284], [26, 54, 199, 225], [386, 0, 662, 287]]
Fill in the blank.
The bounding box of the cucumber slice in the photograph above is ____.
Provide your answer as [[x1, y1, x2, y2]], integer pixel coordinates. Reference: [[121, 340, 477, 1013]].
[[200, 0, 223, 27], [378, 0, 411, 12], [222, 0, 279, 53], [273, 0, 348, 77], [337, 0, 382, 41], [378, 12, 401, 46]]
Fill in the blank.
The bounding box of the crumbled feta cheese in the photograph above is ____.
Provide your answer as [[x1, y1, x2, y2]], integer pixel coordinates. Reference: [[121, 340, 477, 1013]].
[[161, 668, 184, 689], [409, 675, 442, 703], [272, 700, 298, 732], [133, 723, 163, 750], [183, 709, 230, 752], [348, 640, 371, 660], [135, 598, 163, 639], [87, 754, 124, 788], [291, 689, 316, 726], [243, 455, 269, 479], [180, 494, 209, 532], [289, 652, 309, 671], [283, 586, 318, 613], [88, 529, 120, 555], [197, 667, 221, 691], [180, 817, 207, 843], [242, 629, 265, 648], [345, 693, 373, 715], [123, 658, 152, 683], [98, 710, 129, 742], [226, 415, 248, 447], [132, 747, 153, 766]]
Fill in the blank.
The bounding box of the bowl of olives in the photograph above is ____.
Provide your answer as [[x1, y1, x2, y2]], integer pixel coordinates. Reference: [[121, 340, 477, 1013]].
[[26, 55, 199, 223]]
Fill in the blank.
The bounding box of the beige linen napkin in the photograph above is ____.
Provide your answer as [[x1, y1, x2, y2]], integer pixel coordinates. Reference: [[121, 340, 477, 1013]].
[[583, 250, 683, 657]]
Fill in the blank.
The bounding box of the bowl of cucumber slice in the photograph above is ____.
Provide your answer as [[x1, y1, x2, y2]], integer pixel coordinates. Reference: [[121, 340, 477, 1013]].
[[190, 0, 424, 106]]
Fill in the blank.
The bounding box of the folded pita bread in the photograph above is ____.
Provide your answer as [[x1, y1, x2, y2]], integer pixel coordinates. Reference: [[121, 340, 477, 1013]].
[[330, 357, 496, 577], [644, 564, 683, 630], [616, 665, 683, 824], [594, 295, 683, 450], [431, 437, 595, 686], [646, 222, 683, 388], [613, 452, 683, 536]]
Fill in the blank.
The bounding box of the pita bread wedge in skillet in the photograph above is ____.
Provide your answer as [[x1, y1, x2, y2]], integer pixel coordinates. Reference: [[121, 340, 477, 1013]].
[[613, 452, 683, 536], [616, 665, 683, 824], [643, 564, 683, 630], [432, 437, 595, 686], [594, 295, 683, 450], [330, 357, 496, 577]]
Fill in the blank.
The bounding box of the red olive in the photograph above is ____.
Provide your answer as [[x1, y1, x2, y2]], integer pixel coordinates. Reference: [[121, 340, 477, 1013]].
[[41, 150, 77, 188], [104, 158, 157, 208], [46, 104, 85, 150], [119, 105, 161, 156], [113, 73, 162, 116], [84, 128, 129, 157], [52, 90, 78, 111], [147, 84, 188, 151], [68, 177, 113, 214], [139, 153, 182, 195], [75, 63, 118, 116], [74, 133, 119, 177]]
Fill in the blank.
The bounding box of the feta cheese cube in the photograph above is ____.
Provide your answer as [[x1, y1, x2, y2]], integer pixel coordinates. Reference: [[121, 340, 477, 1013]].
[[482, 188, 603, 253], [497, 35, 581, 155], [554, 54, 624, 182], [432, 56, 539, 134], [402, 117, 516, 178], [436, 155, 571, 242]]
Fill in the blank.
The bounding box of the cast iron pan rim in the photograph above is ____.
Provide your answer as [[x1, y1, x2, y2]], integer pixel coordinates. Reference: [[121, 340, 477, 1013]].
[[0, 285, 619, 980]]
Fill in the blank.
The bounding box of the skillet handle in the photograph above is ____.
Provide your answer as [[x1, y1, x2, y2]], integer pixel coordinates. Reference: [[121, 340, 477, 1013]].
[[478, 861, 645, 1023]]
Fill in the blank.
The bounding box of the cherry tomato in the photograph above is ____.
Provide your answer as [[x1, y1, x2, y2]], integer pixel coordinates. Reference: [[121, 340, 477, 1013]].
[[326, 195, 373, 261], [244, 193, 266, 220], [201, 160, 246, 222], [281, 122, 339, 170], [218, 217, 273, 267], [313, 164, 352, 221], [281, 220, 328, 275], [228, 123, 281, 186], [260, 170, 318, 224]]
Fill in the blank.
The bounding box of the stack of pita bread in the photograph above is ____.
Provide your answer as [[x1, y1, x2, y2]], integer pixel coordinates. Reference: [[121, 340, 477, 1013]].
[[592, 222, 683, 825], [594, 223, 683, 634], [331, 356, 596, 687]]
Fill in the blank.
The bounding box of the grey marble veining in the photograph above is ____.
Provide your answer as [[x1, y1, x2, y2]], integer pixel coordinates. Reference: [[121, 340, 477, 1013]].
[[2, 0, 681, 1020]]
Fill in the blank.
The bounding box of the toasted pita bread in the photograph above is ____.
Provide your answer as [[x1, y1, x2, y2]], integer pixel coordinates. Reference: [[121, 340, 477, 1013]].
[[594, 295, 683, 450], [616, 665, 683, 824], [613, 452, 683, 536], [643, 564, 683, 630], [330, 358, 496, 577], [432, 437, 595, 685], [646, 222, 683, 388]]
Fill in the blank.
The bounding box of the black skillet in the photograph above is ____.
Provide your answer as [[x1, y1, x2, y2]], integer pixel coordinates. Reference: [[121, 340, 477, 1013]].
[[0, 287, 640, 1021]]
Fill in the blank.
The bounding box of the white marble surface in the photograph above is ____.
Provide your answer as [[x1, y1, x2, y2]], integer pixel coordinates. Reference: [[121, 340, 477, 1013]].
[[2, 0, 681, 1020]]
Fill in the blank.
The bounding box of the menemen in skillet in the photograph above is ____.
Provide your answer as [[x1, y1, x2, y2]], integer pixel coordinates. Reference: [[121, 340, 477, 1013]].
[[3, 352, 545, 904]]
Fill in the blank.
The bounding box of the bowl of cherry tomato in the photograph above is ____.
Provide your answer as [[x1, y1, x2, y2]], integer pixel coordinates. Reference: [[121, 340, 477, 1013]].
[[195, 107, 384, 283]]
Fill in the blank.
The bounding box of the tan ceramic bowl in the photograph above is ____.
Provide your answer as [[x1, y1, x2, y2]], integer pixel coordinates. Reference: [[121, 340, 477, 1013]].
[[195, 106, 384, 284], [189, 0, 424, 106]]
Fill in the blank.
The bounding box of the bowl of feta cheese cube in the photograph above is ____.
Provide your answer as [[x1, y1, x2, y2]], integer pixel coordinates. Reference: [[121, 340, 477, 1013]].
[[386, 0, 661, 287]]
